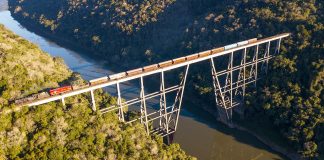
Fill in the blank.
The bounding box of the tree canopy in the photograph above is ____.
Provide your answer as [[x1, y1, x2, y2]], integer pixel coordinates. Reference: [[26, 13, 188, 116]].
[[0, 24, 194, 159], [8, 0, 324, 158]]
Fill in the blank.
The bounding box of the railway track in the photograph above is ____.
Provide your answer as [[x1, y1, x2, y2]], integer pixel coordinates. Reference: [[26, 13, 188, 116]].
[[15, 33, 290, 108]]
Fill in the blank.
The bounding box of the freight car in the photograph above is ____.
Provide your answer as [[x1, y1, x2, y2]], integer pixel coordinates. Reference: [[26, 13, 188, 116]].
[[224, 43, 238, 50], [211, 47, 225, 54], [224, 38, 258, 51], [126, 68, 143, 76], [16, 82, 96, 105], [158, 60, 173, 68], [198, 50, 212, 57], [172, 57, 186, 64], [143, 64, 158, 72], [15, 91, 50, 105], [108, 72, 127, 80], [72, 84, 89, 90], [248, 38, 257, 44], [185, 53, 199, 61], [16, 36, 260, 106], [89, 77, 108, 85], [237, 40, 249, 46]]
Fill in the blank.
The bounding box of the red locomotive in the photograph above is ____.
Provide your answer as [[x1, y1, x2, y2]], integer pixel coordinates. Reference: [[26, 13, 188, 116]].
[[15, 36, 260, 105], [49, 86, 72, 96]]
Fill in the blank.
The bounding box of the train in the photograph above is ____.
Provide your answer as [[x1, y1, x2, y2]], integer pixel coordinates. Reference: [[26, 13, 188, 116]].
[[14, 92, 51, 105], [15, 38, 257, 105]]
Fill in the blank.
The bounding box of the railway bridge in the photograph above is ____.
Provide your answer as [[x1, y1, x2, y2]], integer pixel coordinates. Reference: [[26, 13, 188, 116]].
[[18, 33, 290, 139]]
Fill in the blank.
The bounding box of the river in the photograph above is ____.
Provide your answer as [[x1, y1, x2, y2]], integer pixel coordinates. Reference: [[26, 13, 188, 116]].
[[0, 1, 286, 159]]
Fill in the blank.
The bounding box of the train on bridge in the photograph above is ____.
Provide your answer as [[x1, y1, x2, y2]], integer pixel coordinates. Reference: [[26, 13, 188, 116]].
[[15, 38, 257, 106]]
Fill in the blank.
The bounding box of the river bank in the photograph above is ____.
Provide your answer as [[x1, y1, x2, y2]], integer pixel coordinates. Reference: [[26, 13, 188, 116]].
[[233, 124, 301, 160], [185, 91, 301, 160], [7, 10, 135, 71], [3, 6, 288, 159]]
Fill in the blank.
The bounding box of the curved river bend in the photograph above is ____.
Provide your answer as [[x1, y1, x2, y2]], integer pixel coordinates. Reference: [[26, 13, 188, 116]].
[[0, 1, 286, 159]]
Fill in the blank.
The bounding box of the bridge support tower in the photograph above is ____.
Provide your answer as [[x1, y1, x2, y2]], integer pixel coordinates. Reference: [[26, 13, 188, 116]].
[[210, 38, 282, 126]]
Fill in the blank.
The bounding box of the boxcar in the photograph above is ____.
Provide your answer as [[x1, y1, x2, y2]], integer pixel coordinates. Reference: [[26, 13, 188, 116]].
[[211, 47, 225, 54], [237, 40, 249, 46], [172, 57, 186, 64], [15, 99, 24, 105], [49, 86, 72, 96], [72, 84, 89, 90], [198, 50, 211, 57], [143, 64, 158, 72], [186, 53, 199, 61], [158, 60, 173, 68], [90, 77, 108, 85], [224, 43, 238, 50], [127, 68, 143, 76], [248, 38, 258, 44], [109, 72, 126, 80], [37, 92, 50, 99], [27, 95, 37, 102], [15, 96, 36, 104]]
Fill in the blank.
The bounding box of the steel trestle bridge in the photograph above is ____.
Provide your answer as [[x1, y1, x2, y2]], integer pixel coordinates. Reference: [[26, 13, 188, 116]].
[[18, 33, 290, 137]]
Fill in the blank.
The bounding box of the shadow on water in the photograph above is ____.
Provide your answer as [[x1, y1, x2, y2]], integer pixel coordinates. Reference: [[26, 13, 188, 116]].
[[0, 3, 287, 159], [179, 102, 288, 159]]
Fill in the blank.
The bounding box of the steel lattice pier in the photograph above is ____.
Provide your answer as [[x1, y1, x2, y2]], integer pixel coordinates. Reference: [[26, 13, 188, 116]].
[[19, 33, 290, 137]]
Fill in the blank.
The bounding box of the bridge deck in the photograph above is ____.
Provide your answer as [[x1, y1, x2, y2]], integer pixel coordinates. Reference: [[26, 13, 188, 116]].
[[22, 33, 290, 107]]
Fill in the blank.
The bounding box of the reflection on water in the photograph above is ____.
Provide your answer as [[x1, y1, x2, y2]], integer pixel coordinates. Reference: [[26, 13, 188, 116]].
[[174, 113, 285, 160], [0, 2, 286, 159]]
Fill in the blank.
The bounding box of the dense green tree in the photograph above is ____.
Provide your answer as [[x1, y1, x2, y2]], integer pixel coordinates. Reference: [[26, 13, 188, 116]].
[[0, 25, 194, 159], [7, 0, 324, 158]]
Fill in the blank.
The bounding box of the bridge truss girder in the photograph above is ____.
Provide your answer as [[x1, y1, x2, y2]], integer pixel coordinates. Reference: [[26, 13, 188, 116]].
[[22, 33, 289, 137], [209, 38, 282, 124], [99, 65, 190, 137]]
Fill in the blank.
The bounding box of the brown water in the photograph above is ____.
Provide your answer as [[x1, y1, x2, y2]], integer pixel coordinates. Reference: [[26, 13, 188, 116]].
[[0, 1, 286, 159], [174, 112, 285, 159]]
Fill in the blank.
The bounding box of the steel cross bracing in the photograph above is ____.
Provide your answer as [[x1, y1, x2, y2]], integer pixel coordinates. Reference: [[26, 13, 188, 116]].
[[99, 65, 190, 137], [19, 33, 290, 137], [209, 37, 282, 124]]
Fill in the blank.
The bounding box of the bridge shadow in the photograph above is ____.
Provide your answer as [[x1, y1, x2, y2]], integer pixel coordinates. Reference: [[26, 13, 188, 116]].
[[65, 54, 287, 159], [94, 63, 288, 159], [175, 97, 289, 160]]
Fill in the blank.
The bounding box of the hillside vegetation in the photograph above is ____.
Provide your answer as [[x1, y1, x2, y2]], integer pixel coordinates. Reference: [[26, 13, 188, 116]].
[[8, 0, 324, 158], [0, 25, 194, 159], [8, 0, 179, 66], [0, 24, 71, 107]]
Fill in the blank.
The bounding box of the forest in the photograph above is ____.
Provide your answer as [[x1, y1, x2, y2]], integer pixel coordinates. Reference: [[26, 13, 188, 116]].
[[7, 0, 324, 158], [0, 24, 194, 159]]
